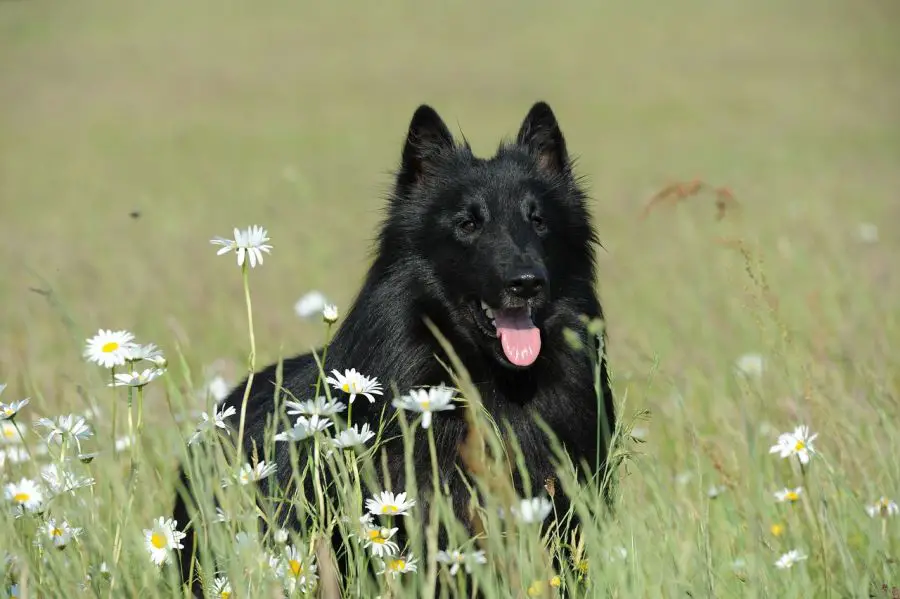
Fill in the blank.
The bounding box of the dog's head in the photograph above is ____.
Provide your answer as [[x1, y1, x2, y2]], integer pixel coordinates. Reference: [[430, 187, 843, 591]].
[[384, 102, 599, 370]]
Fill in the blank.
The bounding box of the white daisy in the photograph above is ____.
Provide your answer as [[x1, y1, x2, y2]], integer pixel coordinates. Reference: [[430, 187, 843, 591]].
[[210, 225, 273, 268], [83, 329, 135, 368], [773, 487, 803, 503], [331, 423, 376, 449], [707, 485, 727, 499], [0, 421, 25, 444], [205, 376, 231, 402], [285, 397, 346, 417], [0, 398, 29, 421], [510, 497, 553, 524], [274, 415, 333, 442], [226, 461, 278, 486], [110, 368, 166, 388], [365, 490, 416, 517], [769, 425, 818, 465], [866, 496, 899, 518], [436, 548, 487, 575], [281, 545, 318, 593], [143, 516, 186, 566], [273, 528, 289, 544], [211, 576, 232, 598], [294, 291, 329, 319], [43, 518, 82, 548], [123, 342, 165, 365], [188, 403, 236, 445], [391, 385, 457, 429], [322, 303, 339, 324], [363, 525, 400, 558], [115, 435, 135, 452], [774, 549, 807, 569], [326, 368, 383, 404], [0, 447, 30, 466], [41, 463, 94, 495], [5, 478, 43, 512], [35, 414, 93, 445], [377, 553, 418, 578]]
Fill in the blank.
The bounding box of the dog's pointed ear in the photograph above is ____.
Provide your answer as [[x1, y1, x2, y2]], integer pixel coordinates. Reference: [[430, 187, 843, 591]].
[[516, 101, 569, 174], [398, 105, 455, 190]]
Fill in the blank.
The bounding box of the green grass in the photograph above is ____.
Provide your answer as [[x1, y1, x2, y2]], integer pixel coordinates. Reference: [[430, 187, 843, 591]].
[[2, 0, 900, 596]]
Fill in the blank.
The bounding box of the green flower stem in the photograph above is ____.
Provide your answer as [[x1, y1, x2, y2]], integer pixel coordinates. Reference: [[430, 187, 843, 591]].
[[235, 261, 257, 463]]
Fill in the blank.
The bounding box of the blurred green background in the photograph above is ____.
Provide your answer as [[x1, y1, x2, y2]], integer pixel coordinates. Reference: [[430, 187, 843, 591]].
[[1, 0, 898, 424]]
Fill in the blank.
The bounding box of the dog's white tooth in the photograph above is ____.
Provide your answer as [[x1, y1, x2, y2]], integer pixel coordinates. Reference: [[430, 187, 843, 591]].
[[490, 319, 496, 328], [485, 308, 494, 319], [480, 300, 489, 310]]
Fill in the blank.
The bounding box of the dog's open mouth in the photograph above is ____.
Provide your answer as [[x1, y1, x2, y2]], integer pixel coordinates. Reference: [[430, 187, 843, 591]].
[[471, 300, 542, 367]]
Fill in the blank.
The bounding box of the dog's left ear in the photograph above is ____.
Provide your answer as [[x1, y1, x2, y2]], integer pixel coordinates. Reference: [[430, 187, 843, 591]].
[[516, 101, 569, 174]]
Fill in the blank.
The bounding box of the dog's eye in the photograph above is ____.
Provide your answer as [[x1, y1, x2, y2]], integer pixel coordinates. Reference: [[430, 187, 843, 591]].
[[458, 219, 479, 234], [531, 214, 547, 233]]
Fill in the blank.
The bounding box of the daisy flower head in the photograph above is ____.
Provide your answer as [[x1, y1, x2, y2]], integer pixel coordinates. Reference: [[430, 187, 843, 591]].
[[866, 496, 899, 518], [210, 225, 272, 268], [332, 423, 376, 449], [285, 396, 346, 417], [377, 553, 418, 578], [391, 385, 457, 429], [366, 490, 416, 517], [769, 425, 818, 465], [274, 415, 333, 442], [5, 477, 43, 513], [110, 367, 166, 388], [774, 549, 807, 569], [228, 461, 278, 486], [0, 421, 25, 444], [43, 518, 82, 549], [123, 343, 166, 367], [41, 463, 94, 495], [294, 290, 328, 319], [36, 414, 93, 445], [205, 376, 231, 403], [734, 353, 764, 377], [211, 577, 232, 599], [436, 548, 487, 575], [188, 403, 236, 446], [0, 397, 29, 421], [143, 516, 186, 566], [326, 368, 383, 404], [510, 496, 554, 524], [774, 487, 803, 504], [281, 545, 318, 593], [362, 524, 400, 558], [84, 329, 135, 368], [322, 303, 339, 324]]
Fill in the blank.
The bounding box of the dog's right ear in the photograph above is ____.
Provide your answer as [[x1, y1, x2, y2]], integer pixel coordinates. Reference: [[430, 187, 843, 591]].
[[397, 105, 455, 190]]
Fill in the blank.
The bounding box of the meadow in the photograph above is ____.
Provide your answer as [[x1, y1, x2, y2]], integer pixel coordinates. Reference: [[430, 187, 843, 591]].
[[1, 0, 899, 596]]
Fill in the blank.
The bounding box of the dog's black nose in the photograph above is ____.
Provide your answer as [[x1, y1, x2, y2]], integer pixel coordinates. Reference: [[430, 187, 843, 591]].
[[506, 269, 545, 299]]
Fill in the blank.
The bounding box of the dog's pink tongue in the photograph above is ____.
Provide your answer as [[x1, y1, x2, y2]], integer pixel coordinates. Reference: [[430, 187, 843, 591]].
[[494, 308, 541, 367]]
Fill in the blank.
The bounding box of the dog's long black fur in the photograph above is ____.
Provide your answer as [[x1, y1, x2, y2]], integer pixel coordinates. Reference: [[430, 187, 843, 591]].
[[173, 101, 616, 593]]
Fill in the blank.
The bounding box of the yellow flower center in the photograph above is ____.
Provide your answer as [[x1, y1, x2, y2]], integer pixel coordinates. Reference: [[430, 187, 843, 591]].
[[421, 401, 431, 409], [101, 341, 119, 353], [550, 575, 561, 588], [383, 504, 399, 514], [770, 523, 784, 537], [51, 527, 64, 537], [342, 383, 350, 393], [368, 529, 386, 544], [150, 532, 167, 549], [794, 440, 805, 451], [289, 559, 303, 576], [388, 559, 406, 571], [13, 492, 29, 503], [3, 407, 12, 416], [786, 491, 799, 502], [527, 581, 545, 596], [3, 427, 16, 439], [221, 593, 231, 599], [576, 559, 589, 575]]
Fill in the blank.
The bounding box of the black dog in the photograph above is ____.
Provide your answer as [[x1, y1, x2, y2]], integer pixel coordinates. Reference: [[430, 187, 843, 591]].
[[174, 101, 616, 591]]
